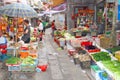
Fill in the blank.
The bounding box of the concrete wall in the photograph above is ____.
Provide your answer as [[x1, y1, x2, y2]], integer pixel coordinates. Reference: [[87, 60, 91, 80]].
[[50, 13, 65, 29]]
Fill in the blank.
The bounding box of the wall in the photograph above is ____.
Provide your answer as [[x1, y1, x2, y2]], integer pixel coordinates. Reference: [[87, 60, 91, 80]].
[[50, 13, 65, 29]]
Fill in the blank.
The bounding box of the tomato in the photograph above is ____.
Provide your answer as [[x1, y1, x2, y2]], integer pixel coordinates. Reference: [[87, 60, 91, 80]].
[[1, 49, 7, 54]]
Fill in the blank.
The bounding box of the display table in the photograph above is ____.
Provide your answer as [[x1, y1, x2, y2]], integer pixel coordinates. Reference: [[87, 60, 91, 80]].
[[69, 36, 119, 80]]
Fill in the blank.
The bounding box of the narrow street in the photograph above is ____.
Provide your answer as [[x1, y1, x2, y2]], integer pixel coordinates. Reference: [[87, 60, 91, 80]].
[[35, 28, 90, 80]]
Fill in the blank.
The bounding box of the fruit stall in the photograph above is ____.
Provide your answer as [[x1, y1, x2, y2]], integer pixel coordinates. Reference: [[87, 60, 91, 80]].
[[0, 16, 40, 73], [6, 42, 38, 72], [66, 35, 120, 80]]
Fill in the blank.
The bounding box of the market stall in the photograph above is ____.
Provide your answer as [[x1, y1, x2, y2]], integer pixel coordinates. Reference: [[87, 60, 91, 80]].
[[0, 3, 42, 79], [66, 35, 120, 80]]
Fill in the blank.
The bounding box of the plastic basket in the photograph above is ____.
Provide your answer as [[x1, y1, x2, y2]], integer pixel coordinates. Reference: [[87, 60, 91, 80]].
[[80, 60, 91, 69], [21, 64, 36, 72], [21, 60, 38, 72]]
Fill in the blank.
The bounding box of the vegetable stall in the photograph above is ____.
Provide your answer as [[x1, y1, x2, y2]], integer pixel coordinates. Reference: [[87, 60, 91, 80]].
[[65, 35, 120, 80]]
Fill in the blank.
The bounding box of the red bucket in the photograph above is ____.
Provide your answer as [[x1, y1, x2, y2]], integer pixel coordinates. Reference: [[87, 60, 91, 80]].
[[37, 65, 48, 72]]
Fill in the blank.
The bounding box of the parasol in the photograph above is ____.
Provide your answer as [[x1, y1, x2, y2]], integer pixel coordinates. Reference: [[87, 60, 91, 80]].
[[0, 2, 38, 18]]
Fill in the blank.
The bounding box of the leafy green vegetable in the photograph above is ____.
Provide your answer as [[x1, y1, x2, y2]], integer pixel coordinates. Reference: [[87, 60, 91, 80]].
[[21, 56, 35, 65], [92, 52, 111, 61], [6, 57, 21, 64], [107, 46, 120, 53], [102, 60, 120, 80]]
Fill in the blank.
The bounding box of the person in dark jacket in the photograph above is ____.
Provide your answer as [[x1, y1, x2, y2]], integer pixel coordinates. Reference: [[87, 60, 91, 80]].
[[21, 19, 31, 43]]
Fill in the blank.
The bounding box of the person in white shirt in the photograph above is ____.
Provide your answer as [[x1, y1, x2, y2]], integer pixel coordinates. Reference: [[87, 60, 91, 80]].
[[38, 20, 43, 32]]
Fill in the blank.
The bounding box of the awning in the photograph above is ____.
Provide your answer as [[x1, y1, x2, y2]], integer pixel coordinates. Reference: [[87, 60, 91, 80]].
[[51, 0, 65, 7], [43, 9, 66, 15], [52, 3, 66, 11]]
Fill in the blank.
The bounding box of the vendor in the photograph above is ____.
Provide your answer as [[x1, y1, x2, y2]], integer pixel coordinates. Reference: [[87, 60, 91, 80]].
[[0, 31, 7, 60], [21, 19, 31, 43]]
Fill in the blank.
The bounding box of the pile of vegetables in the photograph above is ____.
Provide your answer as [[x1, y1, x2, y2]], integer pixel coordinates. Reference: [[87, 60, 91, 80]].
[[64, 33, 75, 40], [102, 60, 120, 72], [91, 52, 111, 61], [54, 30, 66, 37], [115, 51, 120, 61], [102, 60, 120, 80], [54, 30, 61, 36], [21, 56, 35, 65], [6, 57, 21, 64], [107, 46, 120, 53], [85, 45, 100, 53]]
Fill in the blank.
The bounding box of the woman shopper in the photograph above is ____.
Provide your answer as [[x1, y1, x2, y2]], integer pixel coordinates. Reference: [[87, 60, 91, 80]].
[[21, 19, 31, 43]]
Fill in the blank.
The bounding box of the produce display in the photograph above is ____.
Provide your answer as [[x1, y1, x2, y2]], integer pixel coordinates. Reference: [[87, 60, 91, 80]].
[[91, 52, 111, 61], [64, 33, 75, 40], [115, 51, 120, 61], [81, 41, 92, 46], [85, 45, 100, 53], [102, 60, 120, 80], [107, 46, 120, 53], [21, 56, 36, 65], [6, 57, 21, 64], [54, 30, 66, 37]]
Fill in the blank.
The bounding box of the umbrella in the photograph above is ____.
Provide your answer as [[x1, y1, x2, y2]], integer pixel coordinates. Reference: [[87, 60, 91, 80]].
[[0, 2, 38, 18]]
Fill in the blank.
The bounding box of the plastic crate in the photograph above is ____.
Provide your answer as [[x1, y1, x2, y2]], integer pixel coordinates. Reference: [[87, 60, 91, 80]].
[[7, 64, 21, 71], [68, 49, 76, 56], [21, 64, 36, 72], [80, 60, 91, 69], [21, 60, 38, 72], [91, 65, 101, 80]]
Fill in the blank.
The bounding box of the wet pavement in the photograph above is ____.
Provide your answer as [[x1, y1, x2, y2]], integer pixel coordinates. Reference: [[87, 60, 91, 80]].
[[0, 28, 93, 80]]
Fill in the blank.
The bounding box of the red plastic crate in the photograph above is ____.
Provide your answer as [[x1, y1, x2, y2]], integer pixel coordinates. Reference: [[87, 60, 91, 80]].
[[88, 49, 100, 53], [81, 41, 92, 46], [68, 49, 76, 56]]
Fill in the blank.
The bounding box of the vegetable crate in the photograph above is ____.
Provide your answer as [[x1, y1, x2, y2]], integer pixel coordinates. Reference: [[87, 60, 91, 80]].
[[21, 64, 36, 72], [90, 65, 101, 80], [80, 60, 91, 69], [21, 60, 38, 72], [7, 64, 21, 71]]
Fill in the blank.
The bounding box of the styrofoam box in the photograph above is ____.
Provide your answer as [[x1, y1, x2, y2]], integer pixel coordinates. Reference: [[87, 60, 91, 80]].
[[91, 65, 101, 80], [8, 64, 21, 71]]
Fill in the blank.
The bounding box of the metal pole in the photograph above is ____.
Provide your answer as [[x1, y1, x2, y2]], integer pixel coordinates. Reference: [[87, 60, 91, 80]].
[[111, 0, 117, 46]]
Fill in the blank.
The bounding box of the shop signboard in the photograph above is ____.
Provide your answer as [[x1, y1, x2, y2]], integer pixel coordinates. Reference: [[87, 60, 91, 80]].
[[118, 5, 120, 20]]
